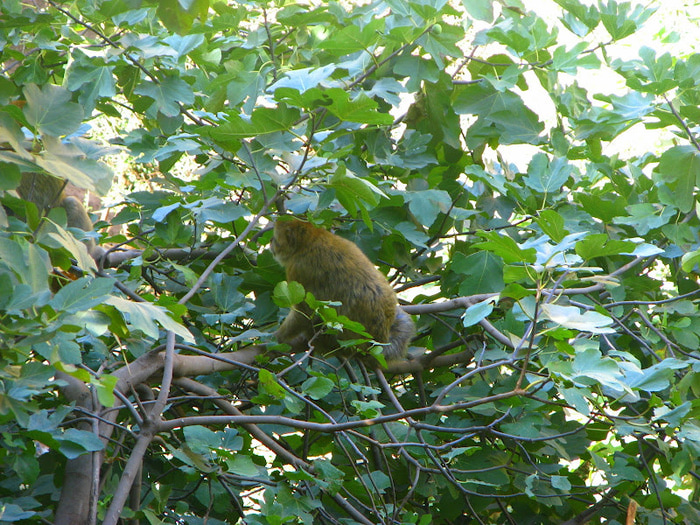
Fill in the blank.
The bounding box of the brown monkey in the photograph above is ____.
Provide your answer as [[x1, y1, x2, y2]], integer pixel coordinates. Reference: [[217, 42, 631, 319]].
[[17, 173, 103, 259], [271, 217, 414, 363]]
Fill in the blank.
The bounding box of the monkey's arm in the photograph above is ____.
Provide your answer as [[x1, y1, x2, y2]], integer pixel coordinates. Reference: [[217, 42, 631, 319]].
[[384, 308, 415, 362], [62, 196, 106, 260], [275, 308, 314, 351], [61, 196, 98, 253]]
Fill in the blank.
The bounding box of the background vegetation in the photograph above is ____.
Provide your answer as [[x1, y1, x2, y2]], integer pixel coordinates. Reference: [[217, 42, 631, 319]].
[[1, 0, 700, 523]]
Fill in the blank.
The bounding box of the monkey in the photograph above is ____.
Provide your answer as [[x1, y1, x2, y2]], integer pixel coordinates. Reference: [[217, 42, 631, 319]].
[[271, 217, 415, 364], [17, 172, 104, 260]]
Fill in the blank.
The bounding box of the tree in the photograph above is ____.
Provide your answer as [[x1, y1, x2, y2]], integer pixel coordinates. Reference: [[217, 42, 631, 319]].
[[1, 0, 700, 523]]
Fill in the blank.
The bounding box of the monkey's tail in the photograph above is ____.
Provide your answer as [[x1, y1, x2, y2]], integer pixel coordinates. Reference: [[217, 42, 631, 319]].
[[385, 308, 415, 361]]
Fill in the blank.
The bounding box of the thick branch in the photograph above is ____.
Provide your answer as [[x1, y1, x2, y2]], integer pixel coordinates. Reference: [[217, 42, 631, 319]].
[[102, 332, 179, 525], [54, 373, 96, 525]]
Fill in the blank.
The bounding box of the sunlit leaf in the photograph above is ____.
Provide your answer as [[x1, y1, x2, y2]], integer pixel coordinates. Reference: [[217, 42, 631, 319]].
[[542, 304, 615, 334]]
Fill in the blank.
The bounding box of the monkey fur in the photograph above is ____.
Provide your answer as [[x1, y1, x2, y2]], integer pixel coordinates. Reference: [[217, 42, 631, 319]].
[[271, 217, 414, 363], [18, 173, 102, 258]]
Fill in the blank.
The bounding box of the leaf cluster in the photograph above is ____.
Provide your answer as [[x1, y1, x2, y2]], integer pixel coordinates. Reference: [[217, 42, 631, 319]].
[[1, 1, 700, 524]]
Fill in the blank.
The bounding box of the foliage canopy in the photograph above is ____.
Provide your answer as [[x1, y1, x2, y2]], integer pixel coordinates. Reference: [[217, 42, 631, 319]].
[[1, 0, 700, 524]]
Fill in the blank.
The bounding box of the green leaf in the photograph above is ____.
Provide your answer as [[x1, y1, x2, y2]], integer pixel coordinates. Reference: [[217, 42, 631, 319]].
[[560, 387, 591, 416], [523, 154, 574, 193], [104, 296, 194, 342], [142, 509, 167, 525], [206, 106, 301, 142], [549, 348, 627, 395], [228, 455, 259, 477], [361, 470, 391, 493], [553, 0, 600, 33], [301, 376, 335, 400], [0, 503, 35, 521], [451, 251, 505, 295], [394, 55, 440, 89], [45, 222, 96, 272], [0, 111, 32, 159], [681, 249, 700, 273], [258, 369, 286, 400], [167, 441, 210, 471], [536, 210, 568, 243], [49, 277, 113, 314], [32, 334, 82, 365], [135, 76, 195, 117], [315, 305, 371, 338], [455, 83, 544, 146], [420, 23, 463, 69], [627, 359, 681, 393], [574, 234, 635, 260], [551, 475, 572, 491], [551, 42, 600, 73], [405, 189, 451, 226], [36, 136, 113, 195], [656, 145, 700, 213], [571, 348, 625, 386], [323, 89, 393, 125], [65, 54, 116, 110], [329, 168, 385, 215], [462, 299, 495, 328], [615, 46, 676, 94], [653, 402, 691, 428], [461, 0, 494, 22], [183, 425, 221, 454], [23, 84, 84, 137], [600, 1, 656, 40], [318, 18, 383, 54], [351, 399, 384, 418], [542, 304, 615, 334], [312, 458, 345, 491], [164, 33, 205, 58], [273, 281, 306, 308], [576, 193, 626, 223], [473, 231, 537, 264], [211, 274, 245, 312], [0, 238, 51, 293], [58, 428, 104, 459], [269, 64, 337, 93], [157, 0, 209, 34], [92, 374, 119, 408], [197, 199, 249, 223], [612, 203, 676, 235]]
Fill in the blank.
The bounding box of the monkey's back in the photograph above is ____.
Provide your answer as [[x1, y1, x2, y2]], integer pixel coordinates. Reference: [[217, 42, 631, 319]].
[[275, 220, 398, 342]]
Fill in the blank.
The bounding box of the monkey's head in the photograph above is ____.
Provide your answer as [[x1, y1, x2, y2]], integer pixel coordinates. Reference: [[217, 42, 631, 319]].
[[271, 217, 317, 267]]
